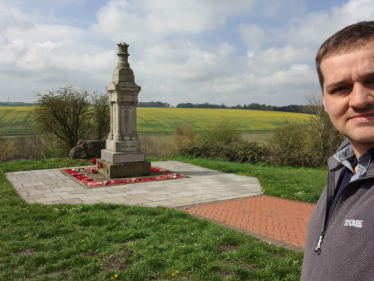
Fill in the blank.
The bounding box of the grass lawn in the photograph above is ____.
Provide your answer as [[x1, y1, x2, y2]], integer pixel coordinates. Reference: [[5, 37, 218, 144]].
[[0, 158, 305, 281], [156, 156, 327, 204]]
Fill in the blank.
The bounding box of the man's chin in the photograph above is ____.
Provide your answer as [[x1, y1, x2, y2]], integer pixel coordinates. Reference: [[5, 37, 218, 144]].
[[346, 135, 374, 145], [344, 126, 374, 144]]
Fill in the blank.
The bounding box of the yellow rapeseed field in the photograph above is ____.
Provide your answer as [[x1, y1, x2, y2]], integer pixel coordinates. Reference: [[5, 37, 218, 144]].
[[0, 106, 36, 135], [0, 106, 310, 136], [137, 108, 309, 133]]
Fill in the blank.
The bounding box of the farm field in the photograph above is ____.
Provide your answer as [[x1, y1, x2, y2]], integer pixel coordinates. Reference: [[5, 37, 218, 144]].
[[0, 107, 36, 136], [0, 106, 310, 136]]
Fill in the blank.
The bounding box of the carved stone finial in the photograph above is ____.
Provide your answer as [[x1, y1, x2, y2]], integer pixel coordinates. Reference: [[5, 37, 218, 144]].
[[117, 42, 129, 55]]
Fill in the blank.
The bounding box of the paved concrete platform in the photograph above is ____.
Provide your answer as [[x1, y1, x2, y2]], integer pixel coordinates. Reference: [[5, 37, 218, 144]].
[[184, 195, 315, 251], [5, 161, 262, 207], [5, 160, 316, 251]]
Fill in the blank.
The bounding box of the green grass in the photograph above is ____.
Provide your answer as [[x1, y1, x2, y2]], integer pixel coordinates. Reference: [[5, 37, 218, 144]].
[[0, 158, 305, 281], [154, 156, 327, 203]]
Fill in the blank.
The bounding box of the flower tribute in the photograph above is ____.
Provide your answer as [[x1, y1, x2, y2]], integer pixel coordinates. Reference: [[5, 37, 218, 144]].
[[64, 166, 183, 187]]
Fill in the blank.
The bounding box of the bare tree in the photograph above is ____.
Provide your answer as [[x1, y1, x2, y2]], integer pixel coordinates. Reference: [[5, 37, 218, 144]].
[[33, 86, 91, 149], [90, 92, 110, 140], [306, 92, 345, 161]]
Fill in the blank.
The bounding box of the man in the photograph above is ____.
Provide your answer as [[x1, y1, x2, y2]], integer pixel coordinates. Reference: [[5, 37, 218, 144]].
[[301, 21, 374, 280]]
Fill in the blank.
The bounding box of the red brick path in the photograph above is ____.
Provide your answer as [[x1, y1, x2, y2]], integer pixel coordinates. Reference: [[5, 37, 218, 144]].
[[186, 195, 315, 249]]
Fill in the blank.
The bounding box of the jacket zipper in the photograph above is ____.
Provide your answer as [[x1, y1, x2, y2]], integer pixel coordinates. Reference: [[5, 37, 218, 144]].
[[314, 231, 324, 252], [314, 174, 374, 253]]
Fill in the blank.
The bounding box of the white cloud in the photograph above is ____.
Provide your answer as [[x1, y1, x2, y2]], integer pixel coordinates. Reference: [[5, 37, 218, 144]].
[[2, 0, 374, 106], [0, 3, 32, 30], [239, 24, 267, 53], [91, 0, 258, 43], [281, 0, 374, 48]]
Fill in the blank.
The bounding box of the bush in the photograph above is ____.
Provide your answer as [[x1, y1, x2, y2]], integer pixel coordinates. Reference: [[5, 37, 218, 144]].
[[139, 134, 175, 158], [15, 135, 47, 160], [33, 86, 91, 149], [306, 95, 344, 162], [0, 138, 18, 160], [179, 120, 268, 163], [90, 92, 110, 140], [268, 122, 318, 166], [180, 141, 269, 163], [174, 125, 196, 148], [195, 120, 242, 146], [268, 94, 344, 167]]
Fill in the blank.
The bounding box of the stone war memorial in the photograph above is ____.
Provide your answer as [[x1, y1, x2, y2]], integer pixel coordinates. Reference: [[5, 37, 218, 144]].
[[98, 42, 151, 178]]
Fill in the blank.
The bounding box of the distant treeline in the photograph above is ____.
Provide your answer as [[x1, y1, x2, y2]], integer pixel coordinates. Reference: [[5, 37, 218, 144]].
[[1, 100, 310, 113], [0, 102, 36, 106], [0, 101, 172, 108], [176, 102, 311, 113], [138, 101, 170, 108]]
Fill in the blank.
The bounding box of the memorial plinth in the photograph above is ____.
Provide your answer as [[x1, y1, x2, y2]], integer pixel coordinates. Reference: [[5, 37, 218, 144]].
[[99, 42, 151, 178]]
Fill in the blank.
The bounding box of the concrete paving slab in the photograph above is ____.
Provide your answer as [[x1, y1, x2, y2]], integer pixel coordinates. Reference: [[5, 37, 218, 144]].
[[5, 161, 262, 207]]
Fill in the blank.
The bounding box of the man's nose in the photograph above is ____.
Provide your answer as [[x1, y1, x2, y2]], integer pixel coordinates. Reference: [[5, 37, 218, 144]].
[[349, 83, 374, 109]]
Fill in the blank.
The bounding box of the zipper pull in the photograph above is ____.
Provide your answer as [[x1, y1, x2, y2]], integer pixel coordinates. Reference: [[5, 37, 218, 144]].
[[314, 231, 325, 253]]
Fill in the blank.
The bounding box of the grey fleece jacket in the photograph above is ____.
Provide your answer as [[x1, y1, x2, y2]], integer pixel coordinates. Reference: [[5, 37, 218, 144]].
[[301, 139, 374, 281]]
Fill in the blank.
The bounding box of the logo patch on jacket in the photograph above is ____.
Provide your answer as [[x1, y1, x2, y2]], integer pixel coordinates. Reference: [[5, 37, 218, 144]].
[[344, 219, 363, 228]]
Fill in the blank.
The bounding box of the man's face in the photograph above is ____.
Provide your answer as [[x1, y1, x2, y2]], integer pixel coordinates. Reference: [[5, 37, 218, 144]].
[[321, 44, 374, 154]]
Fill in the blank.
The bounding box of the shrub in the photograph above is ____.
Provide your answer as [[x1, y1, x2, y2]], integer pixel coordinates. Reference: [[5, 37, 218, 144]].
[[180, 141, 269, 163], [15, 135, 47, 160], [268, 94, 344, 167], [195, 120, 242, 146], [306, 95, 344, 162], [179, 120, 268, 163], [0, 138, 18, 160], [33, 86, 91, 149], [268, 122, 318, 166], [174, 125, 196, 148], [139, 134, 175, 158], [90, 92, 110, 140]]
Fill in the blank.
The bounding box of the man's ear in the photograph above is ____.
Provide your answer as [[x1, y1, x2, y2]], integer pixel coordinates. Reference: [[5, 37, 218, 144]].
[[322, 89, 328, 113]]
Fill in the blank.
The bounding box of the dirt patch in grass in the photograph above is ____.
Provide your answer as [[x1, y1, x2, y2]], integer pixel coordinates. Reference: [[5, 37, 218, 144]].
[[84, 250, 100, 257], [13, 249, 36, 256], [221, 260, 256, 270], [100, 249, 133, 271], [47, 269, 71, 278], [219, 269, 231, 276], [217, 244, 239, 253], [270, 253, 286, 258]]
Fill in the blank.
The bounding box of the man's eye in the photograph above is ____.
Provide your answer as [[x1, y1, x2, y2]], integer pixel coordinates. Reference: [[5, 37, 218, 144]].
[[331, 87, 347, 93]]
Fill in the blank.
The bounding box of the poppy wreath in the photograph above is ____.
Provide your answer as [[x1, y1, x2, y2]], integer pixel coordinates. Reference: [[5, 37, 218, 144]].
[[64, 166, 183, 187]]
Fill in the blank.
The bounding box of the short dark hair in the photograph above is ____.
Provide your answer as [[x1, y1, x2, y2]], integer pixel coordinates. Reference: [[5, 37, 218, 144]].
[[316, 21, 374, 89]]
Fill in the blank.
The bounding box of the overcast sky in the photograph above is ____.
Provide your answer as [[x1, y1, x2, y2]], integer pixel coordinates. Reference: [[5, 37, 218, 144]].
[[1, 0, 373, 106]]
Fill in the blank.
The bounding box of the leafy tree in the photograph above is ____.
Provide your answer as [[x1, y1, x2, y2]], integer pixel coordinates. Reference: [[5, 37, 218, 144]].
[[90, 92, 110, 140], [33, 86, 91, 149]]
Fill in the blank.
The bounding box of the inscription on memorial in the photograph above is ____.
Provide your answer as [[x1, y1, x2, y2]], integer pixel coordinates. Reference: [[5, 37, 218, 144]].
[[122, 103, 131, 135], [119, 144, 136, 149], [121, 85, 135, 90]]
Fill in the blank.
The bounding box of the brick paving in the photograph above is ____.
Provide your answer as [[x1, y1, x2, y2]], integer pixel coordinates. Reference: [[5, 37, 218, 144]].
[[185, 195, 315, 250], [5, 161, 316, 251]]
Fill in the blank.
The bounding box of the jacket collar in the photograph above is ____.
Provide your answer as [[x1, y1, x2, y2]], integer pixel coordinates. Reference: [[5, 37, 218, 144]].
[[329, 138, 374, 181]]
